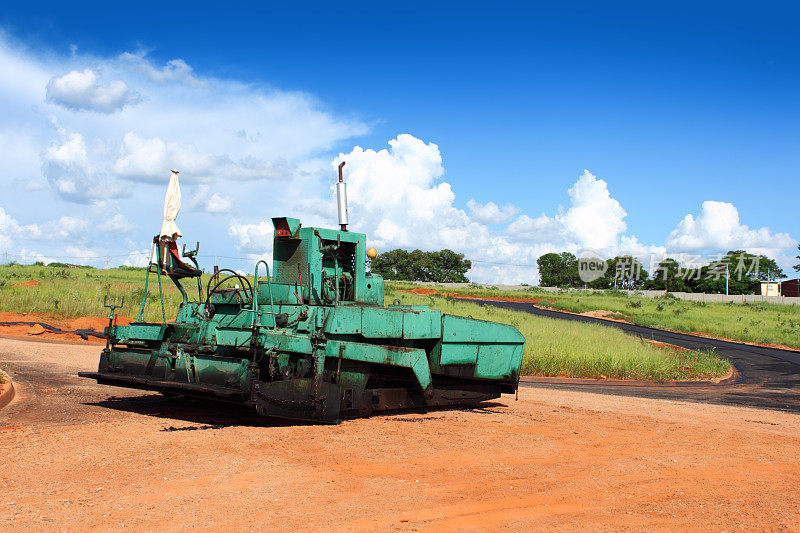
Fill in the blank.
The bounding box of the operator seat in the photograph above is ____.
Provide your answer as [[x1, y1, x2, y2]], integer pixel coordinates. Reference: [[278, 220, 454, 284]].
[[153, 236, 202, 279]]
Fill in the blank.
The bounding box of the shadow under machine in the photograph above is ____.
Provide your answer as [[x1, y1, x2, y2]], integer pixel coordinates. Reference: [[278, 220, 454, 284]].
[[80, 163, 525, 423]]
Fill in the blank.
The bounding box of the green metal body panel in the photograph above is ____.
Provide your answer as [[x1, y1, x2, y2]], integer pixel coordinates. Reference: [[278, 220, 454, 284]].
[[81, 217, 525, 423]]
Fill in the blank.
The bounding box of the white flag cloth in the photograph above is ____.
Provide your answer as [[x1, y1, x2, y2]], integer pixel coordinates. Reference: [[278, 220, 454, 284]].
[[159, 172, 182, 240]]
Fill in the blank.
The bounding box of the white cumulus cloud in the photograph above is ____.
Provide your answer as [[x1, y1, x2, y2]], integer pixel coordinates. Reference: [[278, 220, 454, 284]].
[[47, 69, 138, 113], [506, 170, 632, 253], [0, 207, 42, 250], [229, 220, 275, 268], [667, 200, 795, 256], [467, 199, 519, 224], [41, 123, 129, 203], [112, 132, 216, 182], [190, 184, 234, 214], [118, 52, 204, 86], [105, 213, 135, 233]]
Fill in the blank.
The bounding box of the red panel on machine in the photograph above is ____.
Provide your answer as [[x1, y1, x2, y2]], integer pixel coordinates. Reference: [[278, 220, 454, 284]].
[[274, 218, 292, 237]]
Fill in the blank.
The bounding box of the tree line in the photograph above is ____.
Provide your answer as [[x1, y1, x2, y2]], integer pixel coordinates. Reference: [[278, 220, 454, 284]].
[[537, 250, 786, 294], [369, 246, 795, 292], [370, 249, 472, 283]]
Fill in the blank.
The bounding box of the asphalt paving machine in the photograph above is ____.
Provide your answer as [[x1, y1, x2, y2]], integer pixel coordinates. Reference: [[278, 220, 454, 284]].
[[80, 164, 525, 423]]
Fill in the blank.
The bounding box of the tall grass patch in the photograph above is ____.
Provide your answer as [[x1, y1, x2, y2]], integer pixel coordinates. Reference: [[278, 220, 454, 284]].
[[0, 264, 196, 322]]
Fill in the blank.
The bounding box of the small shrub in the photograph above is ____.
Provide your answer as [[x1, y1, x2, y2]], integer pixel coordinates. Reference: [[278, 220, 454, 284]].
[[605, 289, 628, 297]]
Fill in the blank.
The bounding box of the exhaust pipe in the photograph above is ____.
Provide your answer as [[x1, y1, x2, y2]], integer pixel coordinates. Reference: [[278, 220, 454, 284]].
[[337, 161, 348, 231]]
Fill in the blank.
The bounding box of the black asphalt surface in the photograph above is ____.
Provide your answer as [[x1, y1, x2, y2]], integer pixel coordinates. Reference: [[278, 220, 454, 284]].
[[477, 300, 800, 414]]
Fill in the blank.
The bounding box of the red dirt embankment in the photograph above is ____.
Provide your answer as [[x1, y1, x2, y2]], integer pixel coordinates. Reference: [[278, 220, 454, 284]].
[[399, 287, 548, 304], [401, 287, 439, 296], [9, 280, 39, 288], [0, 312, 131, 345]]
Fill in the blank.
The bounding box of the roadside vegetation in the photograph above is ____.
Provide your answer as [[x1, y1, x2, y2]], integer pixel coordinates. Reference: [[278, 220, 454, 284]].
[[386, 285, 731, 381], [388, 281, 800, 350], [0, 263, 212, 323]]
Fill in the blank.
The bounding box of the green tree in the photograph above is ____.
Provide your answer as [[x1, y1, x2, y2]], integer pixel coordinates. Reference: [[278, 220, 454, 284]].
[[370, 249, 471, 283], [428, 249, 474, 283], [647, 258, 689, 292], [537, 252, 580, 287]]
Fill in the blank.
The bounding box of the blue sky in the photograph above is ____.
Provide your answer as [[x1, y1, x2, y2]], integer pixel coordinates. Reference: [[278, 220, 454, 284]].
[[0, 1, 797, 281]]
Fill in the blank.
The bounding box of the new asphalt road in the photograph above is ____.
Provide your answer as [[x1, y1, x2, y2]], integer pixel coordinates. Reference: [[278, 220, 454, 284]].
[[477, 300, 800, 413]]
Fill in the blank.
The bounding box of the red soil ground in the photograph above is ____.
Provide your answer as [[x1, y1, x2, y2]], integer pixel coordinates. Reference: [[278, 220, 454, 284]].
[[1, 336, 798, 531], [399, 287, 547, 304]]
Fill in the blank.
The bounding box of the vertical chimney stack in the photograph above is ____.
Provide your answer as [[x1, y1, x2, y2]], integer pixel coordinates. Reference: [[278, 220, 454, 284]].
[[337, 161, 349, 231]]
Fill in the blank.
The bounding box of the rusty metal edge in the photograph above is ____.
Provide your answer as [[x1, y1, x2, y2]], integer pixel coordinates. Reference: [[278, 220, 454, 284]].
[[0, 369, 15, 410]]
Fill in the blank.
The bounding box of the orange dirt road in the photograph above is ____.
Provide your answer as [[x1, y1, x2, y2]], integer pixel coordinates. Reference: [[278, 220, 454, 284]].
[[1, 336, 799, 531]]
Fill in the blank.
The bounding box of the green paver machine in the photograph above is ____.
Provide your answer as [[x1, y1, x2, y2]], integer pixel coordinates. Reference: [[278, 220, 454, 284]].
[[80, 164, 524, 423]]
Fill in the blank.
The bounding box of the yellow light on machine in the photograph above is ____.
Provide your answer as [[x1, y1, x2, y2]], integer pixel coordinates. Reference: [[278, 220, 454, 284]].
[[366, 247, 377, 260]]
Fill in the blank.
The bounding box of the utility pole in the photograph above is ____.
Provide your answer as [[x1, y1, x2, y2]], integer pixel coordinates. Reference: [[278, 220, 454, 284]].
[[105, 255, 110, 270], [725, 263, 729, 296]]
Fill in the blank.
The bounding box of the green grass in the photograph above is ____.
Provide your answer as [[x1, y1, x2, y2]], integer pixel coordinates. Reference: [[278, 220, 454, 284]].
[[386, 286, 731, 381], [0, 264, 223, 323], [389, 282, 800, 350]]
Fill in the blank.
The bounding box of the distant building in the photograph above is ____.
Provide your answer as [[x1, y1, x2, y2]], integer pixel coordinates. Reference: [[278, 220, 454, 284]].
[[780, 279, 799, 298], [757, 281, 781, 296]]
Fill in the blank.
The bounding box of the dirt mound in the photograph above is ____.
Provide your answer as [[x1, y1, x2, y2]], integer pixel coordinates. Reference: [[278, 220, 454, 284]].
[[27, 323, 46, 335], [579, 309, 631, 323], [68, 316, 131, 331], [10, 280, 39, 288]]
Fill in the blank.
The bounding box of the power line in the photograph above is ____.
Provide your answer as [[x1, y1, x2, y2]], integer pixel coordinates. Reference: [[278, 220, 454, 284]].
[[469, 259, 538, 268]]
